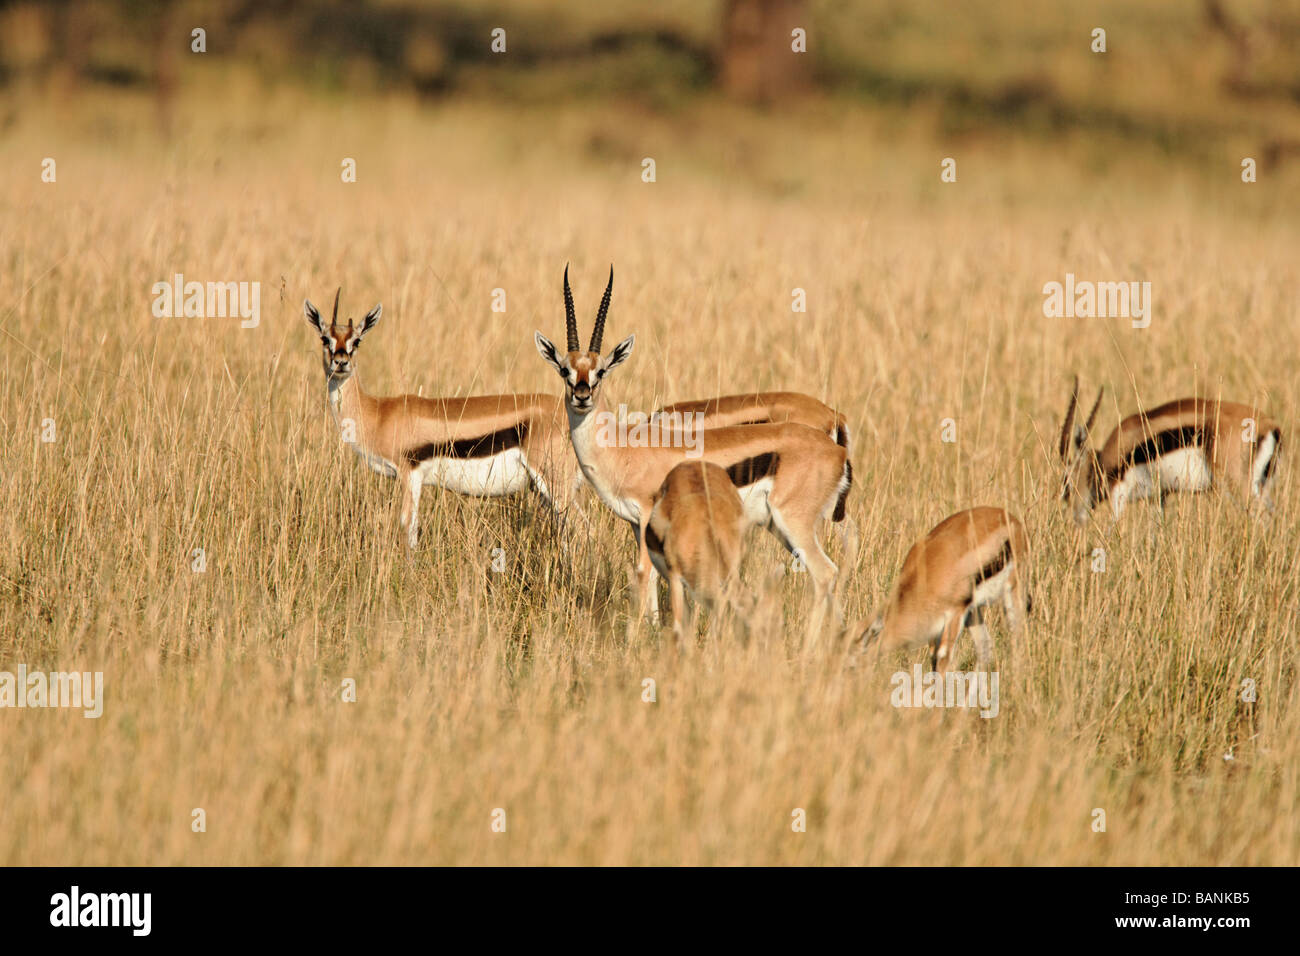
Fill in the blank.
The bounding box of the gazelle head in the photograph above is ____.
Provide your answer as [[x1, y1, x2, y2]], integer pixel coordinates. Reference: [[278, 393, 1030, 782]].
[[534, 265, 635, 416], [1058, 376, 1105, 524], [304, 288, 382, 385], [860, 613, 886, 648]]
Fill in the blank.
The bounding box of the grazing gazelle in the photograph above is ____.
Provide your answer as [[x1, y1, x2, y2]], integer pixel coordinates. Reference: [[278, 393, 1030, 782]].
[[855, 507, 1030, 674], [1059, 377, 1282, 525], [304, 289, 581, 549], [646, 461, 751, 647], [534, 266, 852, 627], [656, 392, 851, 452]]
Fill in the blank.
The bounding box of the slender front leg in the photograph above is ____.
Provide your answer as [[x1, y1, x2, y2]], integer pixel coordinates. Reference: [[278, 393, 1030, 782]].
[[634, 519, 661, 625], [967, 607, 993, 671], [1110, 483, 1130, 521], [932, 611, 964, 675], [669, 572, 687, 655], [1003, 571, 1029, 634], [1253, 483, 1277, 521], [403, 470, 423, 551]]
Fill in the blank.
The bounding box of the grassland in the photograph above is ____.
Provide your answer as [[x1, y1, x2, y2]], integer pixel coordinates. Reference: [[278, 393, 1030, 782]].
[[0, 75, 1297, 865]]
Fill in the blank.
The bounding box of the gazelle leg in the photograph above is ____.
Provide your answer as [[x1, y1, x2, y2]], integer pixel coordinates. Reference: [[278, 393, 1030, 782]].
[[806, 543, 841, 651], [400, 470, 423, 551], [1253, 476, 1277, 519], [669, 572, 687, 653], [633, 521, 661, 627], [932, 611, 964, 675], [1003, 568, 1029, 634], [1110, 473, 1134, 522], [399, 469, 412, 529], [769, 509, 841, 644], [1250, 431, 1280, 517], [967, 607, 993, 671]]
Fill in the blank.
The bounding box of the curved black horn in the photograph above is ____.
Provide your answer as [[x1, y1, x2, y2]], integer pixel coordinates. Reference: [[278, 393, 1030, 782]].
[[563, 264, 579, 353], [1058, 376, 1080, 460], [589, 265, 613, 353], [331, 287, 341, 327], [1083, 387, 1104, 434]]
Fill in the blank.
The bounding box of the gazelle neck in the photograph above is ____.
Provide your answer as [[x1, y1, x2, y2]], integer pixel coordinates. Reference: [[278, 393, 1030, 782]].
[[326, 370, 366, 431], [565, 386, 609, 466], [565, 387, 642, 521]]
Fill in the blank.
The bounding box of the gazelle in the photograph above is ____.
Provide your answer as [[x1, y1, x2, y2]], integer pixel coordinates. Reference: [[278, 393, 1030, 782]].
[[656, 392, 851, 452], [1059, 377, 1282, 525], [646, 461, 751, 647], [534, 266, 852, 627], [855, 507, 1030, 674], [304, 289, 581, 549]]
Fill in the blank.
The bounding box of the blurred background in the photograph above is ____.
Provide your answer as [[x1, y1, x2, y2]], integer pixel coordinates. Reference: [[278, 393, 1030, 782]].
[[4, 0, 1300, 173]]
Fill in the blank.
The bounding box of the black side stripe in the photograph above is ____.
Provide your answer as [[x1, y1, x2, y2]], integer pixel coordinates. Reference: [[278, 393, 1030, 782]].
[[726, 452, 780, 487], [1111, 425, 1202, 477], [643, 522, 665, 556], [404, 423, 528, 465], [972, 540, 1013, 588]]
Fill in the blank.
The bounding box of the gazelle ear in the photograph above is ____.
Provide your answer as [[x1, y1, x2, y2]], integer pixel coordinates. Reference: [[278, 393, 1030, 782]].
[[304, 299, 325, 334], [599, 334, 635, 374], [359, 303, 382, 337], [535, 331, 566, 375]]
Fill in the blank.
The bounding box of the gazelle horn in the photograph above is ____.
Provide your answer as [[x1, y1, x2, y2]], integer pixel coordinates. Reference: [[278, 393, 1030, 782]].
[[589, 265, 613, 353], [563, 265, 579, 353], [1083, 388, 1104, 435], [1058, 376, 1080, 460]]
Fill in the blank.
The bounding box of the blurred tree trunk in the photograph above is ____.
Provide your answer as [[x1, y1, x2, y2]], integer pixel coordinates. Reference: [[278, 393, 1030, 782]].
[[720, 0, 809, 104], [47, 0, 90, 94], [1203, 0, 1253, 95], [154, 0, 179, 137]]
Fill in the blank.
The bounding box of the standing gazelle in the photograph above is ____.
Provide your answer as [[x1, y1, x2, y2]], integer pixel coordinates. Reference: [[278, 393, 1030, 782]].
[[856, 508, 1030, 674], [534, 266, 852, 629], [1059, 377, 1282, 525], [646, 461, 751, 647], [304, 289, 581, 549]]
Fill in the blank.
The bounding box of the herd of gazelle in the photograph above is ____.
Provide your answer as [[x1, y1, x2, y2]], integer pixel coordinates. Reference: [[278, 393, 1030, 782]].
[[304, 267, 1284, 667]]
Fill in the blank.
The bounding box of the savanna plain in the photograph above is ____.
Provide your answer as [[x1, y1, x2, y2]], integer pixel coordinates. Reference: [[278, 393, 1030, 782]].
[[2, 76, 1298, 865]]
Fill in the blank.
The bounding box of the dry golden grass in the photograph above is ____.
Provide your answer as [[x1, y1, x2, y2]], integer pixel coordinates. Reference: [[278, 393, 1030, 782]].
[[1, 82, 1297, 864]]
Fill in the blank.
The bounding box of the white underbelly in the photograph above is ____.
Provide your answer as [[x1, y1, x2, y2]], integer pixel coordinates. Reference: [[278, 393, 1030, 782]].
[[418, 449, 531, 496], [1155, 447, 1213, 492]]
